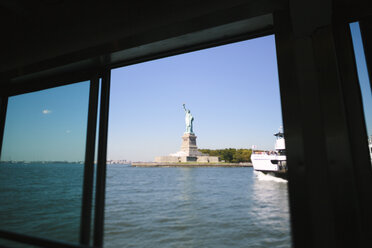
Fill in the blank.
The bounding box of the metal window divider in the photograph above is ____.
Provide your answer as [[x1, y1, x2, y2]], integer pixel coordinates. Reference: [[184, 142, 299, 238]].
[[80, 76, 100, 246], [0, 96, 8, 160], [93, 69, 111, 248]]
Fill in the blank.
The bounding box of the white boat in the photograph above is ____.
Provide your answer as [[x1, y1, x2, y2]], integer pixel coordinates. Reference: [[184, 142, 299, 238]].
[[251, 129, 287, 180]]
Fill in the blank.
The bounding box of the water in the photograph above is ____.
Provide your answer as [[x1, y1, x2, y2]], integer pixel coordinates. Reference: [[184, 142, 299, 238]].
[[0, 163, 83, 246], [0, 163, 291, 247]]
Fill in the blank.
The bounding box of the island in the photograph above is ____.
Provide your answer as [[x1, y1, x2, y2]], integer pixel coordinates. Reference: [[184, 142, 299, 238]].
[[131, 104, 252, 167]]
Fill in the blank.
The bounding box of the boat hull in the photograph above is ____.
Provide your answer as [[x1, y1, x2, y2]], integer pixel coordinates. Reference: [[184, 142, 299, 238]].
[[260, 170, 288, 180], [251, 154, 287, 179]]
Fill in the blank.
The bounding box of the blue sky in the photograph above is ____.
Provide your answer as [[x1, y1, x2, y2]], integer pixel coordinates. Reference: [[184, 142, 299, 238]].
[[1, 82, 89, 161], [108, 35, 283, 161], [1, 24, 370, 162], [350, 22, 372, 137]]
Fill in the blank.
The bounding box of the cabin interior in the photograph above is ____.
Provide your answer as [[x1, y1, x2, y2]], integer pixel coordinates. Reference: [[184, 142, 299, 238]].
[[0, 0, 371, 247]]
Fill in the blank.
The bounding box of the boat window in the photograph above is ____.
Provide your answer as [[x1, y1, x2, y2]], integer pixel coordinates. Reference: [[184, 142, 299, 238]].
[[105, 35, 291, 247], [0, 82, 90, 246], [350, 22, 372, 165]]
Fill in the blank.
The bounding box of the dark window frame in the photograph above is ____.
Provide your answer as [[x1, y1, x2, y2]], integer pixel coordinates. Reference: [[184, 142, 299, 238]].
[[0, 70, 110, 248], [0, 10, 372, 248]]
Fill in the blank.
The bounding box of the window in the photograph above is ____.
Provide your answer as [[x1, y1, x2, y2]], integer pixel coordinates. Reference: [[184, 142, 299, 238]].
[[0, 82, 90, 246], [350, 22, 372, 165], [105, 36, 291, 248]]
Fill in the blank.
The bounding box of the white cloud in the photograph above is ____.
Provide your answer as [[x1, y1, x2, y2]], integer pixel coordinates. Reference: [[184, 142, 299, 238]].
[[42, 109, 52, 114], [65, 130, 71, 134]]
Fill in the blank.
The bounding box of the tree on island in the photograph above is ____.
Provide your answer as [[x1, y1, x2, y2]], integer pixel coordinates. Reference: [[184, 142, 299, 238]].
[[198, 148, 252, 163]]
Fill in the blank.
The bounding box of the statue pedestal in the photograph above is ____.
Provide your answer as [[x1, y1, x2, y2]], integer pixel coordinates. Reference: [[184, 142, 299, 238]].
[[181, 133, 203, 157], [153, 104, 219, 163], [154, 132, 219, 163]]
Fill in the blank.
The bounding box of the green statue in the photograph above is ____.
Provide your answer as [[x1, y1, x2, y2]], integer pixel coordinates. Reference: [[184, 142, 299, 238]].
[[183, 104, 194, 134]]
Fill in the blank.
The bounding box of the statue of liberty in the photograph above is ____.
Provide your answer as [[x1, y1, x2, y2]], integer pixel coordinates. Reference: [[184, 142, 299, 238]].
[[183, 104, 194, 134]]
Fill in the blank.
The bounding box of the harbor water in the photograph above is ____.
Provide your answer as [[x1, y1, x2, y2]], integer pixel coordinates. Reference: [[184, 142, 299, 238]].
[[0, 163, 291, 247]]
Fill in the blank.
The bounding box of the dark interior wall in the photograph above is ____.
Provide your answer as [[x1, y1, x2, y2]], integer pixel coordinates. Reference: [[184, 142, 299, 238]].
[[1, 0, 370, 85], [0, 1, 372, 248], [0, 0, 285, 81]]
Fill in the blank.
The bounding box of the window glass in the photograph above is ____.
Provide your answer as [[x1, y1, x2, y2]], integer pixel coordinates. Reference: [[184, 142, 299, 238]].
[[350, 22, 372, 164], [105, 36, 291, 247], [0, 81, 90, 245]]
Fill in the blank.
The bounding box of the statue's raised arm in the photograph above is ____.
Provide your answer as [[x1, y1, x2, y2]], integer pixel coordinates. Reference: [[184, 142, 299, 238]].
[[183, 103, 187, 112]]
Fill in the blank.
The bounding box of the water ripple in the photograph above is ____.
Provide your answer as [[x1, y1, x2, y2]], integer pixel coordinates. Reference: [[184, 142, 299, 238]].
[[104, 166, 291, 248]]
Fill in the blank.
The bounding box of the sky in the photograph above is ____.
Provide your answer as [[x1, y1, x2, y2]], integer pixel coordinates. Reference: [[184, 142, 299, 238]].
[[107, 35, 282, 161], [1, 82, 89, 161], [350, 22, 372, 137], [0, 24, 370, 162]]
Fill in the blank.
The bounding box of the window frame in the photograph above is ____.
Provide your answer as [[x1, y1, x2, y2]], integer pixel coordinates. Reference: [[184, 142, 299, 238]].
[[0, 9, 372, 248], [0, 70, 111, 248]]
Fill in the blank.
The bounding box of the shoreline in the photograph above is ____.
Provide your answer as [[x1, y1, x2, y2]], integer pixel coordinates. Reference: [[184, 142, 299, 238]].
[[131, 162, 252, 167]]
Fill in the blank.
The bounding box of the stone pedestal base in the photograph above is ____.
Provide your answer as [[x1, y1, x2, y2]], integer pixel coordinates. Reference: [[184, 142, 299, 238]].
[[154, 132, 219, 163], [154, 155, 219, 163], [154, 156, 180, 163], [181, 133, 203, 156], [196, 156, 219, 163]]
